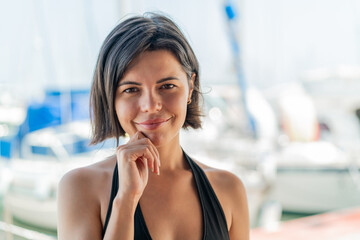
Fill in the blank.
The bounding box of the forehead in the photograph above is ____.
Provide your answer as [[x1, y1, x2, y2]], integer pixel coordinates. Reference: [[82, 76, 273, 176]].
[[121, 50, 187, 81]]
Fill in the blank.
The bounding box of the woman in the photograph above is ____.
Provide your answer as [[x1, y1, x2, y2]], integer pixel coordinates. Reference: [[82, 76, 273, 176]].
[[57, 13, 249, 240]]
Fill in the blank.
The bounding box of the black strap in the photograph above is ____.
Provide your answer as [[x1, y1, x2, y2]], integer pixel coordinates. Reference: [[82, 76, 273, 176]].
[[185, 152, 229, 239], [102, 163, 118, 237]]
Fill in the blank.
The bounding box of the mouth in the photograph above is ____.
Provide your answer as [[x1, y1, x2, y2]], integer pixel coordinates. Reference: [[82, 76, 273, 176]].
[[135, 117, 172, 130]]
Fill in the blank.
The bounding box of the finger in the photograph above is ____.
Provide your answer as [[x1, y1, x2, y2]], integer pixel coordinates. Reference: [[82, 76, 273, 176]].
[[116, 144, 151, 164], [129, 132, 157, 153], [137, 131, 147, 139], [137, 137, 160, 163], [141, 138, 160, 174], [126, 145, 156, 172], [132, 137, 158, 159], [128, 131, 141, 143], [146, 142, 159, 170], [152, 144, 160, 166], [149, 144, 160, 175], [136, 157, 149, 183], [140, 147, 154, 171], [138, 131, 149, 139], [137, 156, 148, 172], [147, 147, 157, 173], [133, 131, 148, 142], [122, 132, 160, 174]]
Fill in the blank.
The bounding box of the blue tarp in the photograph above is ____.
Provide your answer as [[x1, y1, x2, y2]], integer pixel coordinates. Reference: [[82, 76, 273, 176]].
[[1, 89, 91, 159]]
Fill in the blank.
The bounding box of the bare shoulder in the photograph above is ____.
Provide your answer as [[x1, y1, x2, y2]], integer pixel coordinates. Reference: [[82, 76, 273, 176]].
[[59, 156, 115, 193], [195, 160, 247, 197], [195, 159, 249, 240], [57, 155, 116, 240], [58, 155, 116, 217]]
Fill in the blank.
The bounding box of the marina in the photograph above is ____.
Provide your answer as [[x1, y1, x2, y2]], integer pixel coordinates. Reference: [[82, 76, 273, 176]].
[[0, 196, 57, 240], [2, 0, 360, 238]]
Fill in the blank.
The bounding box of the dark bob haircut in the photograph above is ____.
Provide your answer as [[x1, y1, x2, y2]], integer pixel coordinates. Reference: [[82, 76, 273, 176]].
[[90, 13, 203, 145]]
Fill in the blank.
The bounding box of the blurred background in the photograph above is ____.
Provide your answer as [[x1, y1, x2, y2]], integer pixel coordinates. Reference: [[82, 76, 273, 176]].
[[1, 0, 360, 239]]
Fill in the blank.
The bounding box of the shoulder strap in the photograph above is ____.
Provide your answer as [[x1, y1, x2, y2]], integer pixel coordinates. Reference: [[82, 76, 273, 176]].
[[184, 151, 230, 240], [102, 163, 118, 237]]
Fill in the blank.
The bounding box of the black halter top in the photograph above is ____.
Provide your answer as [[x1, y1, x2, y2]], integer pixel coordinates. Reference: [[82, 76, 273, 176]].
[[102, 151, 230, 240]]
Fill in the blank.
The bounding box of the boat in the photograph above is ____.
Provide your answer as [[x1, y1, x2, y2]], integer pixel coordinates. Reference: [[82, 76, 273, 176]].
[[1, 121, 117, 230], [269, 140, 360, 213], [0, 100, 26, 160], [266, 77, 360, 214]]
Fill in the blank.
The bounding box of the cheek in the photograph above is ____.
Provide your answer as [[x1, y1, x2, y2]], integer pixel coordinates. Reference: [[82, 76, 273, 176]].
[[115, 98, 137, 130], [164, 92, 188, 117]]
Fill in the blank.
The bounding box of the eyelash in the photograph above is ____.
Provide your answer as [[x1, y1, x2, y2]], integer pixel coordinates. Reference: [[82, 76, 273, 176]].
[[122, 84, 176, 93], [123, 87, 139, 93], [160, 84, 176, 89]]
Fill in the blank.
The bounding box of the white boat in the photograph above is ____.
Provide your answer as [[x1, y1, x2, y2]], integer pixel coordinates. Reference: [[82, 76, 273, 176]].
[[264, 76, 360, 214], [1, 121, 115, 230], [269, 141, 360, 213]]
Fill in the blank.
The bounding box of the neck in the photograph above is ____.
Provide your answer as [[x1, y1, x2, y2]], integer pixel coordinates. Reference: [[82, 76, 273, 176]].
[[155, 135, 187, 172]]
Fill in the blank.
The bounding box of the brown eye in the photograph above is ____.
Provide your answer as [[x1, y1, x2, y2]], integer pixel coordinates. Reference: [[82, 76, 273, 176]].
[[160, 84, 175, 89], [123, 87, 139, 93]]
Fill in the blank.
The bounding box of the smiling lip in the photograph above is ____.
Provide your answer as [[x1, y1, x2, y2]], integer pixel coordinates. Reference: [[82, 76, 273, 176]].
[[136, 118, 171, 130]]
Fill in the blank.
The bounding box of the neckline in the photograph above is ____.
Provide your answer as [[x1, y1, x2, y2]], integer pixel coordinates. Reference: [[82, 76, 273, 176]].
[[136, 151, 206, 240]]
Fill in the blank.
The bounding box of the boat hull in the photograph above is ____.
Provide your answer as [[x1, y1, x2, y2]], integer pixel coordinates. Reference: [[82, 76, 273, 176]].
[[270, 167, 360, 213], [3, 193, 57, 230]]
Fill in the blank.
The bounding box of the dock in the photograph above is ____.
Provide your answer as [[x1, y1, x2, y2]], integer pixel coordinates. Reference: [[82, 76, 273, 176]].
[[251, 207, 360, 240]]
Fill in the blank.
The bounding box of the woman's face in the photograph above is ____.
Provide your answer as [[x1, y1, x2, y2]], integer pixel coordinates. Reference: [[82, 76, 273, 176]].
[[115, 50, 194, 147]]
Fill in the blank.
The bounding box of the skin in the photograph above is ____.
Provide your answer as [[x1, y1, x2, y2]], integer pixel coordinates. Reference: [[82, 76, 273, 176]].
[[57, 50, 249, 240]]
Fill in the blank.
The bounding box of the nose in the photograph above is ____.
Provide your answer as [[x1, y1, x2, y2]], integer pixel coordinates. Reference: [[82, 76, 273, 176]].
[[140, 91, 162, 113]]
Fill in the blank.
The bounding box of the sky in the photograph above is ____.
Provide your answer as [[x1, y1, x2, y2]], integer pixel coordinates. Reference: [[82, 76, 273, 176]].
[[1, 0, 360, 101]]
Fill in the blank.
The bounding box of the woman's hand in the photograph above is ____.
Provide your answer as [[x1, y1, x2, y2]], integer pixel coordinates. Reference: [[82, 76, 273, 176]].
[[115, 131, 160, 202]]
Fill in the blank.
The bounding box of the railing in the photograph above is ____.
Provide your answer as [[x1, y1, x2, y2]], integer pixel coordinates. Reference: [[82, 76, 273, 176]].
[[0, 221, 56, 240]]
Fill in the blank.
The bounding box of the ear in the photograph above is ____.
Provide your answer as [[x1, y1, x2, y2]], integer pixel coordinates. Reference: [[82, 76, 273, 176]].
[[188, 73, 196, 100]]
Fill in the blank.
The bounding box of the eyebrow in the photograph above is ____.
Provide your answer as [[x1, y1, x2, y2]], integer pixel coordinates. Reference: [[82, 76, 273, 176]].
[[118, 77, 179, 86]]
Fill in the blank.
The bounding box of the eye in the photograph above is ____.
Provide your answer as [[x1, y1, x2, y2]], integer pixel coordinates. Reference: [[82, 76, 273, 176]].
[[123, 87, 139, 93], [160, 84, 176, 89]]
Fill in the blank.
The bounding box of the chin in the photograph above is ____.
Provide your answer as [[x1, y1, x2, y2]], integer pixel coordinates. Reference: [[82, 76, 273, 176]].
[[143, 132, 165, 147]]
